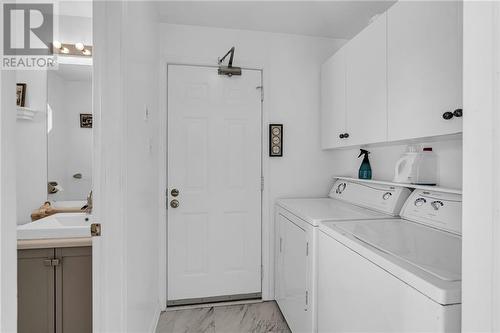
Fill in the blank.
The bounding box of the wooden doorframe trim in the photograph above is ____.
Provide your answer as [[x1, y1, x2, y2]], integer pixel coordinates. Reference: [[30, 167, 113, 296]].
[[160, 63, 268, 309]]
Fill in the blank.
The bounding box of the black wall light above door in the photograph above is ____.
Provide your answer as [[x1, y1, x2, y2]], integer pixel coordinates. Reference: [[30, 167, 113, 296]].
[[269, 124, 283, 157]]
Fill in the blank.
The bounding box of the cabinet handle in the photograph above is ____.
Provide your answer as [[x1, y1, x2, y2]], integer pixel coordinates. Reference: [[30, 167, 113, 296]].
[[43, 258, 61, 267], [442, 111, 454, 120], [453, 109, 463, 117], [339, 133, 345, 139], [343, 133, 349, 138]]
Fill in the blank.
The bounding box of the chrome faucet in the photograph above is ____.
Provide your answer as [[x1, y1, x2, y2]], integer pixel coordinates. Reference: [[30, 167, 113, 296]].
[[84, 190, 93, 214]]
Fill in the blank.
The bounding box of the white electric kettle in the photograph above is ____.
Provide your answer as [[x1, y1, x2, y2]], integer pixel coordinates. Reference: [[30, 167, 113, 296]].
[[393, 146, 418, 183]]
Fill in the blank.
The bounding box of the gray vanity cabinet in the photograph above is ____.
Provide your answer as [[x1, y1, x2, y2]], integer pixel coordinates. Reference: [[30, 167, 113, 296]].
[[55, 247, 92, 333], [18, 246, 92, 333], [18, 249, 56, 333]]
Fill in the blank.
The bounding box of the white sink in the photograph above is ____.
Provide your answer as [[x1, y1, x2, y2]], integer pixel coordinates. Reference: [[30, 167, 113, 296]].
[[17, 213, 92, 240]]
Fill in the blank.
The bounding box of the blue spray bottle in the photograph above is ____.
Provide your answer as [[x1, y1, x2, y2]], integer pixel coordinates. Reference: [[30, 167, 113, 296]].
[[358, 149, 372, 180]]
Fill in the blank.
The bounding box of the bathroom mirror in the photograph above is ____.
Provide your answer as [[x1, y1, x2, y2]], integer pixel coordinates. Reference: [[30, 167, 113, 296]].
[[47, 59, 92, 202]]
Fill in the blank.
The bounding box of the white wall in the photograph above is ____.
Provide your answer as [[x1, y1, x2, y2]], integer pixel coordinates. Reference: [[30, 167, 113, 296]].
[[56, 15, 92, 45], [124, 2, 161, 331], [327, 138, 462, 189], [47, 71, 67, 198], [15, 70, 48, 224], [93, 1, 161, 332], [158, 23, 346, 303]]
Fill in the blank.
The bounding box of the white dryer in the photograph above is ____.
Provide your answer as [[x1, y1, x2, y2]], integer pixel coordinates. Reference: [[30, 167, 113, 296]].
[[317, 189, 462, 333], [274, 179, 411, 333]]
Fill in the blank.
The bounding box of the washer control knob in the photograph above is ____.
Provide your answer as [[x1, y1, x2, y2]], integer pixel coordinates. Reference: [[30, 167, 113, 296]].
[[431, 200, 444, 210], [382, 192, 392, 200], [336, 182, 347, 194], [414, 197, 426, 206]]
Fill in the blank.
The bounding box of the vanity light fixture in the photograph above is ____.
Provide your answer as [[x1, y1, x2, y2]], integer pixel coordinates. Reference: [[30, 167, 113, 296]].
[[54, 42, 93, 57], [75, 42, 85, 51]]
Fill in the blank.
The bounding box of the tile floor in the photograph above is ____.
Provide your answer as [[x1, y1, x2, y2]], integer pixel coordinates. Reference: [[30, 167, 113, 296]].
[[156, 301, 290, 333]]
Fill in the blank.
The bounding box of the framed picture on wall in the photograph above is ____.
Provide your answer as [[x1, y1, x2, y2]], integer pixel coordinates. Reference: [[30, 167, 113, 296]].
[[269, 124, 283, 157], [80, 114, 93, 128], [16, 83, 26, 107]]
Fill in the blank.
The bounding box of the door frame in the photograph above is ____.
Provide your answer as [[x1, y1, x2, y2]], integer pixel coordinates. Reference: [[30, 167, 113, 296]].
[[160, 63, 269, 308], [462, 1, 500, 331], [0, 65, 17, 333]]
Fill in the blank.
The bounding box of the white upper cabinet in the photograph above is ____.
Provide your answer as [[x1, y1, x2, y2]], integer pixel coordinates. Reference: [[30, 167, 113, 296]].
[[345, 12, 387, 146], [320, 48, 346, 149], [320, 1, 463, 149], [387, 1, 463, 141]]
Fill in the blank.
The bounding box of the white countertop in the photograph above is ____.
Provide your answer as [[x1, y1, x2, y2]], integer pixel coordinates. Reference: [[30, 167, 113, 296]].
[[17, 213, 92, 240]]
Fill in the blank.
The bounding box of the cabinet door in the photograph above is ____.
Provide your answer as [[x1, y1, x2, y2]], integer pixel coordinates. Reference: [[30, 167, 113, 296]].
[[18, 249, 55, 333], [387, 1, 462, 141], [320, 48, 346, 149], [276, 213, 309, 333], [345, 12, 388, 146], [55, 247, 92, 333]]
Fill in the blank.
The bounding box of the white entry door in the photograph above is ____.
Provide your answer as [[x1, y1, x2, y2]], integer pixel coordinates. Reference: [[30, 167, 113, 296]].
[[167, 65, 262, 303]]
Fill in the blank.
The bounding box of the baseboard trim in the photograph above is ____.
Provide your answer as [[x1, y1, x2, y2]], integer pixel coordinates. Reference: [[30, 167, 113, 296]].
[[149, 302, 162, 333], [167, 292, 262, 307]]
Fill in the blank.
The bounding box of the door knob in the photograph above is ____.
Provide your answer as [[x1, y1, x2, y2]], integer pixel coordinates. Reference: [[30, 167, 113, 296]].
[[339, 133, 345, 139], [170, 199, 179, 208], [171, 188, 179, 197], [343, 133, 349, 138], [453, 109, 463, 117]]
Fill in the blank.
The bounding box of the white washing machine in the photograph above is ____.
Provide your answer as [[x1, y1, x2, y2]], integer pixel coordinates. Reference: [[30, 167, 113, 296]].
[[274, 179, 411, 333], [317, 189, 462, 333]]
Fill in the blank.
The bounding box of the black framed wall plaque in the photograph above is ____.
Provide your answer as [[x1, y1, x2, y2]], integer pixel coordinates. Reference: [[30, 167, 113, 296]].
[[269, 124, 283, 157]]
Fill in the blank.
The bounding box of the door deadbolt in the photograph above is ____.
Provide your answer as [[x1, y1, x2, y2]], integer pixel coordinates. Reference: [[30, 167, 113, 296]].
[[170, 199, 179, 208], [171, 188, 179, 197]]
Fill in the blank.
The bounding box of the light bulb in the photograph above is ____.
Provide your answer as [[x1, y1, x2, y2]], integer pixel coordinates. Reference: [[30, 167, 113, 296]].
[[75, 42, 84, 51], [60, 47, 69, 54], [53, 40, 62, 49], [82, 49, 92, 56]]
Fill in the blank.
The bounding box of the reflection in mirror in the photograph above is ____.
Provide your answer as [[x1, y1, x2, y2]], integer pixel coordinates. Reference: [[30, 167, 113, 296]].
[[47, 60, 92, 202]]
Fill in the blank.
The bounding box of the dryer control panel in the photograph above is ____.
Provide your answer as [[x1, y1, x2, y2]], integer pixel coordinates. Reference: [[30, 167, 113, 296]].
[[400, 189, 462, 235]]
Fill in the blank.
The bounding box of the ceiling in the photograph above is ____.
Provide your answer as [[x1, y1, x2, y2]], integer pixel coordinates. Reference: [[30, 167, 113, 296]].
[[158, 1, 396, 39]]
